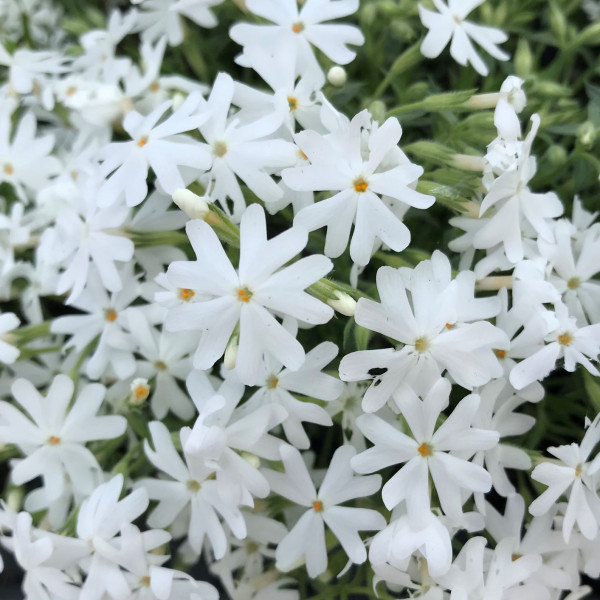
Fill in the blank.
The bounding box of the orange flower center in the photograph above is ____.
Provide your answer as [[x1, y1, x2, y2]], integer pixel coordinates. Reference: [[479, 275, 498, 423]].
[[267, 375, 279, 389], [353, 176, 368, 193], [558, 333, 572, 346], [138, 136, 148, 148], [178, 288, 195, 302], [104, 309, 118, 322], [237, 287, 253, 303], [288, 96, 298, 111], [313, 500, 324, 512], [417, 442, 433, 457], [3, 164, 14, 175], [494, 349, 507, 359], [292, 22, 305, 33], [47, 436, 61, 445]]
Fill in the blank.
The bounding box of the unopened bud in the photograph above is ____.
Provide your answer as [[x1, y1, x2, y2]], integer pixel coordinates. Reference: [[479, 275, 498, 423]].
[[327, 66, 347, 87], [577, 121, 597, 149], [130, 378, 150, 405], [241, 451, 260, 469], [172, 189, 210, 220], [327, 291, 357, 317], [545, 144, 567, 167], [224, 335, 238, 370], [368, 100, 386, 125]]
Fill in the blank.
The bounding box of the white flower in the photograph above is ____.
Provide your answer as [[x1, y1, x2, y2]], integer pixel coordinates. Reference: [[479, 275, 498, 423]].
[[474, 115, 564, 263], [133, 0, 223, 46], [339, 253, 507, 412], [419, 0, 509, 76], [51, 192, 134, 304], [183, 369, 286, 506], [127, 310, 198, 420], [99, 92, 211, 207], [0, 311, 19, 364], [0, 374, 126, 502], [76, 474, 151, 600], [11, 512, 80, 600], [539, 219, 600, 326], [351, 378, 498, 522], [230, 0, 364, 76], [283, 110, 435, 267], [139, 421, 247, 558], [369, 510, 453, 578], [164, 204, 334, 385], [530, 414, 600, 542], [509, 302, 600, 390], [51, 269, 142, 381], [263, 444, 385, 577], [239, 338, 343, 449], [0, 110, 61, 200], [197, 72, 297, 220], [494, 75, 527, 141]]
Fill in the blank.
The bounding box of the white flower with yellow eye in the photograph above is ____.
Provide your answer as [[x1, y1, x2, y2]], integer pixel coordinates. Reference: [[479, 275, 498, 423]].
[[283, 110, 434, 267], [352, 379, 498, 525], [264, 444, 385, 578], [419, 0, 509, 77], [0, 374, 126, 503], [164, 203, 334, 386], [230, 0, 364, 77], [98, 92, 211, 207]]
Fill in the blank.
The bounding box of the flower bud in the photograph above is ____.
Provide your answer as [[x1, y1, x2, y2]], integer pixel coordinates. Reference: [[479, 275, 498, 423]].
[[327, 66, 347, 87], [224, 335, 238, 370], [130, 378, 150, 406], [327, 291, 357, 317], [577, 121, 597, 150], [368, 100, 386, 125], [172, 188, 210, 220]]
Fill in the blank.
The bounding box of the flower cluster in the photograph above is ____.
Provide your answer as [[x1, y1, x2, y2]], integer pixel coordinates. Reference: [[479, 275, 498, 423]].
[[0, 0, 599, 599]]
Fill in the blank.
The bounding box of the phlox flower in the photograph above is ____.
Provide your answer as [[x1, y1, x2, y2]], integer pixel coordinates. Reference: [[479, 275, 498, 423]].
[[339, 253, 507, 412], [351, 378, 498, 522], [50, 270, 143, 381], [0, 110, 61, 200], [139, 420, 247, 558], [283, 110, 435, 267], [76, 474, 152, 600], [230, 0, 364, 76], [263, 444, 385, 578], [530, 414, 600, 542], [99, 92, 211, 207], [509, 302, 600, 390], [239, 338, 344, 449], [0, 374, 126, 502], [183, 369, 286, 506], [197, 72, 297, 220], [419, 0, 509, 76], [474, 115, 564, 263], [164, 204, 334, 385], [539, 219, 600, 326], [494, 75, 527, 141], [133, 0, 223, 46]]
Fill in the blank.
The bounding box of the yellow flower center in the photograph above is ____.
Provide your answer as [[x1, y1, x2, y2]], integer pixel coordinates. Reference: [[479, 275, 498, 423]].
[[414, 337, 428, 353], [417, 442, 433, 457], [353, 176, 368, 193], [139, 576, 151, 587], [575, 464, 583, 477], [138, 136, 148, 148], [131, 382, 150, 405], [267, 375, 279, 389], [104, 309, 118, 322], [178, 288, 195, 302], [298, 149, 308, 161], [237, 287, 253, 303], [46, 436, 61, 446], [213, 141, 228, 157], [155, 360, 168, 371], [313, 500, 324, 512], [511, 553, 522, 562], [494, 349, 507, 359], [187, 479, 202, 492], [3, 164, 14, 175], [150, 82, 160, 92], [558, 333, 572, 346], [292, 22, 305, 33], [287, 96, 298, 111], [65, 86, 77, 97], [567, 277, 580, 290]]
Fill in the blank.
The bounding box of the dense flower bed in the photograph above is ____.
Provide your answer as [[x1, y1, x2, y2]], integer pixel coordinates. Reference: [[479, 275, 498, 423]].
[[0, 0, 600, 599]]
